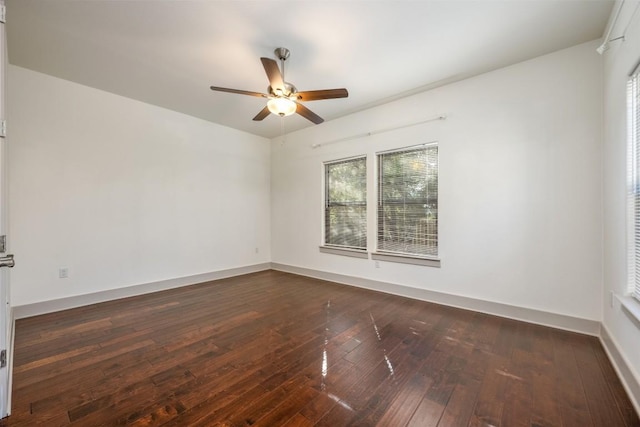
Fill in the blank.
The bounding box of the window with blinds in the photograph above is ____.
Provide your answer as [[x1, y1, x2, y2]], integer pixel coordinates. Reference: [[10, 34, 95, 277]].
[[324, 156, 367, 250], [377, 144, 438, 257], [629, 66, 640, 301]]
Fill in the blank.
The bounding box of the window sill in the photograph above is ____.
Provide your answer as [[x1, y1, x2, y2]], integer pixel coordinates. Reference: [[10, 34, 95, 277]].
[[371, 252, 441, 268], [618, 295, 640, 330], [319, 246, 369, 259]]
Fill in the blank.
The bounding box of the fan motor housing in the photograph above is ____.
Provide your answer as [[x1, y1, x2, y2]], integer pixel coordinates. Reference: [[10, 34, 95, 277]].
[[269, 82, 298, 98]]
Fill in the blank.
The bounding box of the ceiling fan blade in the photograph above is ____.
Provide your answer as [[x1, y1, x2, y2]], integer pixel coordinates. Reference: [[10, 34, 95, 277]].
[[296, 103, 324, 124], [252, 106, 271, 121], [294, 89, 349, 102], [260, 58, 285, 92], [210, 86, 267, 98]]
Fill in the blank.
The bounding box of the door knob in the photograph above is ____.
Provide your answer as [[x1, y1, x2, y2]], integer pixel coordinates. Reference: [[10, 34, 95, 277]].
[[0, 254, 14, 268]]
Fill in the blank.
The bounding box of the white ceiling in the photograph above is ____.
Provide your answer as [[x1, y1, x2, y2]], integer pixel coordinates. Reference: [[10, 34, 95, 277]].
[[6, 0, 613, 139]]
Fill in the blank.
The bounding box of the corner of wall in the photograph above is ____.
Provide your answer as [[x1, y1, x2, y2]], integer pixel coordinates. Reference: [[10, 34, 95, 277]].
[[600, 323, 640, 416]]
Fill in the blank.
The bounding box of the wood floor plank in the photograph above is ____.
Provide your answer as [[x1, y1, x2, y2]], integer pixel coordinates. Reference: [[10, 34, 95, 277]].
[[159, 374, 268, 426], [251, 386, 319, 427], [573, 335, 628, 426], [375, 371, 433, 426], [408, 397, 445, 427], [1, 270, 637, 426], [298, 392, 338, 424], [591, 340, 640, 427], [281, 413, 315, 427], [551, 331, 595, 427]]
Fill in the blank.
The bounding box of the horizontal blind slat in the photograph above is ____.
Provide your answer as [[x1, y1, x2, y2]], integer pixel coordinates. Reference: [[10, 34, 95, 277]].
[[377, 145, 438, 257], [630, 72, 640, 300]]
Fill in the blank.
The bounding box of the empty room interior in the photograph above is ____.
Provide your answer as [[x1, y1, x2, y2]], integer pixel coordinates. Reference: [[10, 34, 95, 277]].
[[1, 0, 640, 425]]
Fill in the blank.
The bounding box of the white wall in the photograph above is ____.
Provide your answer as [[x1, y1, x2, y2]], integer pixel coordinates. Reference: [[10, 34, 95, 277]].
[[602, 0, 640, 408], [8, 65, 271, 306], [271, 41, 603, 322], [6, 40, 606, 324]]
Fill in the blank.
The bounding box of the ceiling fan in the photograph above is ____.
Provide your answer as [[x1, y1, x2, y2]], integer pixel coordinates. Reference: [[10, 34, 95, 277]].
[[210, 47, 348, 124]]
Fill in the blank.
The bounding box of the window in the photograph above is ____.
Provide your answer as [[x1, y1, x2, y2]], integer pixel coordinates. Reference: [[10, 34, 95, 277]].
[[629, 64, 640, 301], [377, 144, 438, 258], [324, 156, 367, 251]]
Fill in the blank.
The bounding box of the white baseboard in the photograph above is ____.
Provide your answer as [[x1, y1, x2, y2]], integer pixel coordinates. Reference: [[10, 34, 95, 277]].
[[13, 261, 601, 334], [270, 262, 600, 336], [600, 325, 640, 417], [12, 263, 272, 319]]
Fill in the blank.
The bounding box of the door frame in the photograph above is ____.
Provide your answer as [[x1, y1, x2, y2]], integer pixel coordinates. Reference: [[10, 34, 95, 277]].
[[0, 0, 12, 417]]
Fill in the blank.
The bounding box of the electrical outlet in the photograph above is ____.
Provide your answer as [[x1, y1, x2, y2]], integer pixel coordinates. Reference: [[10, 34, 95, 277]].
[[59, 268, 69, 279], [255, 247, 259, 254], [375, 261, 380, 268]]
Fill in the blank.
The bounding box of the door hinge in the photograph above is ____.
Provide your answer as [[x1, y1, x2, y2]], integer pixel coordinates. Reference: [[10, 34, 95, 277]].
[[0, 350, 6, 368], [0, 5, 5, 24], [0, 236, 5, 253], [0, 120, 5, 138]]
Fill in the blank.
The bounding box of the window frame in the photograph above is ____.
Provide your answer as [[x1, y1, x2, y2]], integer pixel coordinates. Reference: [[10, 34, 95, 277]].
[[373, 142, 440, 267], [321, 155, 368, 256]]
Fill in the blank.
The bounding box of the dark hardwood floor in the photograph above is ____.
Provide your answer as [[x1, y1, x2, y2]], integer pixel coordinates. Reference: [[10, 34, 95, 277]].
[[1, 270, 638, 426]]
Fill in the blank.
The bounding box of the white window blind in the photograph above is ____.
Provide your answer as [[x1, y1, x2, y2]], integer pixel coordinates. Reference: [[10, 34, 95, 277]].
[[377, 144, 438, 257], [629, 66, 640, 301], [324, 157, 367, 250]]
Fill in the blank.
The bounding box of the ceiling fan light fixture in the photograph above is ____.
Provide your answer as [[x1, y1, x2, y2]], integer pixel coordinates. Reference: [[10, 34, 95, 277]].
[[210, 47, 348, 125], [267, 97, 296, 117]]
